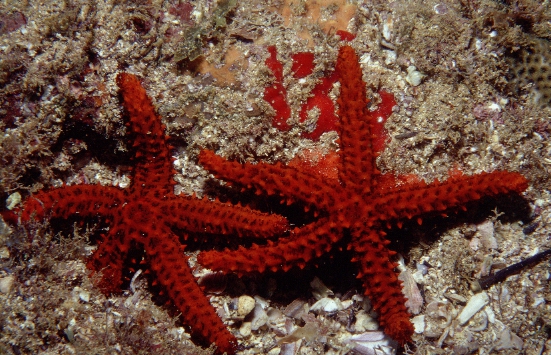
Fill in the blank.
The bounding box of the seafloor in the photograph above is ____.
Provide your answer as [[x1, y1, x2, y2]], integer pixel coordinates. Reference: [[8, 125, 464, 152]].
[[0, 0, 550, 354]]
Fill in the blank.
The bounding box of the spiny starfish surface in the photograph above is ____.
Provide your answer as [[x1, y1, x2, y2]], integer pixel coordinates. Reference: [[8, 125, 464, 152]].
[[197, 45, 529, 344], [6, 73, 288, 354]]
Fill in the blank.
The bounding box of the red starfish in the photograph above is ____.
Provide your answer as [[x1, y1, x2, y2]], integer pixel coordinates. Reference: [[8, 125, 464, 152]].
[[5, 73, 288, 354], [197, 45, 529, 344]]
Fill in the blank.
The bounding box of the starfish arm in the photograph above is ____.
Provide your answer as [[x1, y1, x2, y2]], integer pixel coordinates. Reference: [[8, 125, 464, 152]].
[[86, 226, 129, 295], [370, 171, 528, 221], [19, 185, 124, 222], [335, 45, 378, 194], [162, 197, 288, 237], [350, 229, 413, 345], [146, 230, 237, 354], [199, 150, 341, 210], [117, 73, 176, 196], [197, 218, 342, 276]]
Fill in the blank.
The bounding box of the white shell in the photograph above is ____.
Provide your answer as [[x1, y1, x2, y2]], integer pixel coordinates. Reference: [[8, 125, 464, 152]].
[[344, 331, 396, 355], [457, 292, 489, 325], [310, 297, 343, 313], [6, 192, 21, 210], [406, 66, 426, 86], [398, 266, 423, 314], [411, 315, 425, 334]]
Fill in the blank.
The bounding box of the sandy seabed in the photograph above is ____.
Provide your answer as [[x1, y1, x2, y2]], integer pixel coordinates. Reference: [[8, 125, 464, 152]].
[[0, 0, 550, 354]]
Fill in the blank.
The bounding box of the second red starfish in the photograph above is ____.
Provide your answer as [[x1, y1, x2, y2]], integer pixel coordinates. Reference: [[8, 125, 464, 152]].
[[197, 45, 529, 344], [5, 73, 288, 354]]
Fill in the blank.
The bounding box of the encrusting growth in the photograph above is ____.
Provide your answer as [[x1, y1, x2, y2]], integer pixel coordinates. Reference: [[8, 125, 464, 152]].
[[197, 45, 529, 344], [5, 73, 288, 354]]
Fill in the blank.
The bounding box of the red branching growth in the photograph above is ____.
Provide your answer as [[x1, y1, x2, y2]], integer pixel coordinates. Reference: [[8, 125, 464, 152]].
[[288, 149, 339, 181], [336, 29, 356, 41], [197, 45, 529, 345], [291, 52, 315, 78], [169, 1, 194, 24], [371, 90, 397, 154], [264, 46, 291, 131], [263, 46, 339, 139], [299, 71, 339, 140], [8, 73, 289, 355]]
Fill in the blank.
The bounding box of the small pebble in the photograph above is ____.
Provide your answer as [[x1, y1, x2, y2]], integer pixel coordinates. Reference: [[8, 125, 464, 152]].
[[239, 321, 252, 337], [6, 192, 21, 210], [0, 275, 15, 293], [237, 295, 255, 316], [79, 289, 90, 303], [249, 304, 268, 330]]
